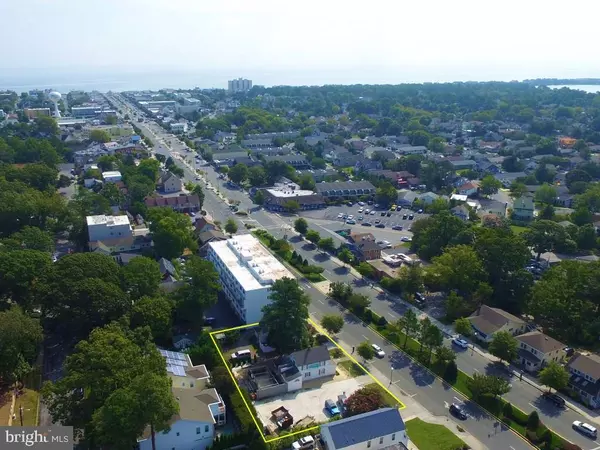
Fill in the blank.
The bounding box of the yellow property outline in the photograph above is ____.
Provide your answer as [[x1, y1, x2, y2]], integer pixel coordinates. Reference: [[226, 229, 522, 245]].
[[209, 319, 405, 443]]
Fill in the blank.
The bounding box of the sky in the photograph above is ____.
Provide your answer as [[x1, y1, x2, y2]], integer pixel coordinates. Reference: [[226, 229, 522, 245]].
[[1, 0, 600, 87]]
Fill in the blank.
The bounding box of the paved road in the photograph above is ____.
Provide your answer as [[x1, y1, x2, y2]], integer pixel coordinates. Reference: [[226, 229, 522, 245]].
[[110, 94, 597, 449]]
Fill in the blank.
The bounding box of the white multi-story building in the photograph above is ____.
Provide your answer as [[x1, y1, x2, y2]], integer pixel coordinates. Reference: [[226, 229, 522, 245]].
[[102, 171, 122, 183], [207, 235, 294, 323], [228, 78, 252, 93], [86, 214, 132, 242], [171, 122, 188, 133]]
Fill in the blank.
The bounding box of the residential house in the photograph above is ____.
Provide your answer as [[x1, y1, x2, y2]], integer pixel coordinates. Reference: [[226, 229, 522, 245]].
[[212, 152, 250, 166], [418, 192, 445, 205], [320, 408, 408, 450], [555, 193, 575, 208], [397, 145, 427, 155], [457, 181, 479, 197], [159, 171, 183, 193], [346, 139, 370, 151], [495, 172, 527, 187], [198, 230, 227, 256], [355, 157, 383, 172], [333, 153, 362, 168], [194, 216, 218, 234], [173, 333, 198, 351], [478, 199, 508, 218], [512, 196, 535, 223], [145, 195, 201, 213], [477, 160, 501, 174], [138, 349, 226, 450], [567, 353, 600, 409], [449, 159, 477, 170], [158, 257, 177, 280], [468, 305, 526, 343], [516, 331, 565, 373], [290, 345, 336, 381], [397, 190, 418, 207], [347, 232, 381, 261], [451, 205, 470, 221]]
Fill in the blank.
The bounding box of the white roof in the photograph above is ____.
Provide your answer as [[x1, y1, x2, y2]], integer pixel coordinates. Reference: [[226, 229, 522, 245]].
[[266, 188, 315, 198], [102, 170, 122, 178], [209, 234, 294, 291], [86, 214, 130, 226], [451, 194, 468, 202]]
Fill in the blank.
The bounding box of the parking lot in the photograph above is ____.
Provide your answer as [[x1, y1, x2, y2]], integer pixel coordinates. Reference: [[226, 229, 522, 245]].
[[254, 376, 369, 428]]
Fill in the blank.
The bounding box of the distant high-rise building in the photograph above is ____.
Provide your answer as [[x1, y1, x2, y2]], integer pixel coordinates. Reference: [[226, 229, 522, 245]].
[[227, 78, 252, 93]]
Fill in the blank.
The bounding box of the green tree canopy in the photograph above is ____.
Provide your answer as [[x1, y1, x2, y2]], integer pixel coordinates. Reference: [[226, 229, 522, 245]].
[[534, 183, 558, 205], [411, 211, 468, 260], [90, 129, 112, 143], [320, 314, 344, 334], [130, 296, 174, 342], [175, 256, 220, 328], [229, 163, 249, 184], [224, 218, 238, 235], [261, 278, 310, 353], [148, 208, 197, 259], [357, 341, 375, 361], [294, 218, 308, 234], [488, 331, 518, 365], [479, 175, 502, 196], [538, 361, 570, 393], [121, 256, 162, 300]]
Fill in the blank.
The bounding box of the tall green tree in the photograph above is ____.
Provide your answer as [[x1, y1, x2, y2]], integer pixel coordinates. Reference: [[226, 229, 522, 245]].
[[0, 306, 43, 385], [357, 341, 375, 362], [479, 175, 502, 197], [131, 296, 174, 342], [224, 218, 238, 235], [175, 256, 220, 328], [488, 331, 518, 365], [454, 317, 472, 337], [0, 249, 52, 309], [523, 220, 566, 260], [397, 309, 420, 349], [191, 184, 205, 210], [305, 229, 320, 245], [294, 218, 308, 235], [248, 166, 267, 187], [397, 264, 424, 297], [261, 278, 310, 353], [320, 314, 344, 334], [229, 163, 249, 184], [535, 183, 558, 205], [427, 245, 488, 299], [148, 208, 197, 259], [121, 257, 162, 300], [338, 247, 354, 266], [538, 361, 570, 393], [410, 211, 468, 260]]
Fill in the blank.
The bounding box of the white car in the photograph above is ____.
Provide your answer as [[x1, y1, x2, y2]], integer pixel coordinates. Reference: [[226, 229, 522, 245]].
[[370, 210, 376, 215], [572, 421, 597, 438], [347, 215, 354, 220], [452, 338, 469, 349], [337, 213, 344, 219], [401, 236, 412, 242], [364, 209, 370, 214], [358, 208, 364, 213], [357, 201, 365, 206], [371, 344, 385, 358], [292, 436, 315, 450]]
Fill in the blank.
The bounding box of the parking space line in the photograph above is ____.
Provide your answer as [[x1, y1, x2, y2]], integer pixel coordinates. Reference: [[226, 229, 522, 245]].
[[529, 402, 539, 410]]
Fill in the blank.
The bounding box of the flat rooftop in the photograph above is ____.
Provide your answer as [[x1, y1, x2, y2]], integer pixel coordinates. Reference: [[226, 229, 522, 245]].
[[102, 171, 122, 178], [266, 188, 316, 198], [209, 234, 294, 291], [86, 214, 130, 226]]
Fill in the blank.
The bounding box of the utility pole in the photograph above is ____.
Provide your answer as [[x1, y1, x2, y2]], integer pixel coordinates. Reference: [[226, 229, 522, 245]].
[[19, 405, 23, 426]]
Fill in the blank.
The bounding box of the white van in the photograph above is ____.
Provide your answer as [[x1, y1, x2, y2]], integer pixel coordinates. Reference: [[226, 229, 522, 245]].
[[231, 349, 252, 360]]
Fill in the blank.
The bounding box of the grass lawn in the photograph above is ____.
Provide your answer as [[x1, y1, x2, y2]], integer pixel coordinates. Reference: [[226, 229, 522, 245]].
[[339, 360, 367, 377], [14, 389, 39, 426], [510, 225, 529, 234], [406, 418, 467, 450], [365, 383, 401, 408], [0, 389, 12, 426]]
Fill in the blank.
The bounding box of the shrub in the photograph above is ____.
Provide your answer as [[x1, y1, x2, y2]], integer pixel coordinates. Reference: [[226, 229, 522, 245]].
[[361, 309, 373, 323], [443, 361, 458, 383], [526, 430, 539, 443], [502, 401, 513, 419], [315, 334, 329, 345], [527, 410, 540, 430], [377, 315, 388, 327], [562, 443, 583, 450]]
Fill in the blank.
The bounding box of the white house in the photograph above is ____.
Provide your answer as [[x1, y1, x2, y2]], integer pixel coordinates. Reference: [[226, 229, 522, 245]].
[[138, 350, 226, 450], [87, 215, 132, 242], [102, 170, 122, 183], [206, 235, 295, 323], [320, 408, 408, 450], [159, 171, 183, 193], [516, 331, 565, 373], [290, 345, 336, 382], [457, 181, 479, 197]]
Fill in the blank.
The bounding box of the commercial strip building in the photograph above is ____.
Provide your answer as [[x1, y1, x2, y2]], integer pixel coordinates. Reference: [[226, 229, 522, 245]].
[[314, 181, 376, 200], [262, 186, 325, 212], [206, 235, 294, 323]]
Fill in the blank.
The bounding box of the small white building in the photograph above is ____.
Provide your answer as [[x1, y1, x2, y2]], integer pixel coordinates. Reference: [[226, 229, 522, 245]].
[[102, 170, 122, 183], [320, 408, 408, 450], [171, 122, 189, 133], [206, 235, 295, 323]]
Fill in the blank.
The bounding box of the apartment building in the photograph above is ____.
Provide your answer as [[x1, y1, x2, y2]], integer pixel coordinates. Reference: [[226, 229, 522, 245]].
[[206, 235, 295, 323], [228, 78, 252, 93], [87, 214, 132, 242]]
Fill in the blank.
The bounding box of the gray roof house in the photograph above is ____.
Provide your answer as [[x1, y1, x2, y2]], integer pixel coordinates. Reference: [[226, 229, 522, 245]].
[[320, 408, 408, 450], [397, 190, 418, 206], [568, 353, 600, 409]]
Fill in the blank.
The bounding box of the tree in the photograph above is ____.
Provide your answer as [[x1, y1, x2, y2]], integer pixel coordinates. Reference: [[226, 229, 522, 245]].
[[121, 257, 162, 300], [435, 346, 456, 365], [261, 278, 310, 353], [294, 218, 308, 234], [328, 282, 353, 303], [397, 309, 420, 349], [175, 256, 220, 328], [421, 318, 444, 362], [338, 247, 354, 266], [344, 385, 384, 416], [130, 296, 174, 342], [90, 129, 112, 143], [396, 264, 424, 297], [311, 157, 326, 169], [305, 229, 320, 245], [320, 314, 344, 334], [42, 324, 168, 447], [454, 317, 472, 337], [283, 200, 300, 213], [148, 208, 197, 259], [356, 262, 375, 279], [527, 411, 540, 431], [523, 220, 566, 260], [443, 360, 458, 382], [92, 372, 178, 450], [187, 332, 220, 369], [357, 341, 375, 362], [467, 373, 510, 400], [502, 156, 524, 173], [0, 249, 52, 310], [253, 189, 265, 205], [0, 306, 43, 384], [510, 182, 528, 199], [479, 175, 502, 196], [489, 331, 518, 365], [224, 218, 238, 235], [538, 361, 570, 393], [191, 184, 205, 210], [411, 212, 468, 260], [248, 166, 267, 187], [535, 183, 558, 205], [375, 181, 398, 206], [348, 293, 371, 312], [298, 173, 315, 190], [317, 237, 336, 253], [427, 245, 487, 298], [229, 163, 248, 184], [9, 226, 55, 253]]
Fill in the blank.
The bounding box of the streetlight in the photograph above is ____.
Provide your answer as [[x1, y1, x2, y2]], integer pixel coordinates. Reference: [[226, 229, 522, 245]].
[[389, 367, 394, 386]]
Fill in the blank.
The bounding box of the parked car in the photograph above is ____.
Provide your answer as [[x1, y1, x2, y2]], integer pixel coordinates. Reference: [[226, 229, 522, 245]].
[[337, 213, 344, 219], [417, 209, 423, 213], [370, 210, 376, 215], [375, 219, 380, 224], [358, 215, 364, 221], [449, 403, 468, 420], [572, 421, 597, 439], [386, 211, 392, 217], [231, 349, 252, 361], [392, 225, 403, 231], [403, 214, 408, 219], [362, 222, 372, 227], [371, 344, 385, 358], [357, 201, 365, 206], [381, 211, 386, 216], [292, 436, 315, 450], [408, 214, 414, 220], [375, 223, 385, 228], [401, 236, 411, 242], [358, 208, 364, 213], [346, 219, 356, 225], [452, 338, 469, 349], [203, 317, 216, 326], [325, 399, 340, 416], [542, 392, 566, 408]]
